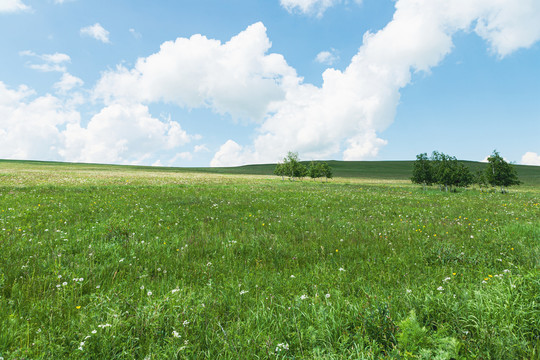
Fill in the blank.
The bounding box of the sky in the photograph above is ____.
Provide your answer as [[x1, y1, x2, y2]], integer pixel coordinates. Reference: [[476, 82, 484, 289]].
[[1, 0, 539, 167]]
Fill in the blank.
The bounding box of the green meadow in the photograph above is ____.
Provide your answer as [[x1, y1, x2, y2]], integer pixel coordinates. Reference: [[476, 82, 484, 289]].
[[0, 160, 539, 359]]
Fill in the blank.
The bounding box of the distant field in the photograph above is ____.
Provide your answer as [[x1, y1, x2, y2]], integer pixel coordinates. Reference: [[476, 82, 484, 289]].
[[1, 159, 540, 185], [0, 161, 539, 359]]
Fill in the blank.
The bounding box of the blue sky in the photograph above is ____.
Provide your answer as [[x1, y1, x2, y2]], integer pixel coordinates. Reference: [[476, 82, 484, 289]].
[[1, 0, 539, 167]]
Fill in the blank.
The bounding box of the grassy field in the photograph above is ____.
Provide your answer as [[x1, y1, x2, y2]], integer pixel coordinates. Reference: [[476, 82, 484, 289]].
[[0, 161, 539, 359]]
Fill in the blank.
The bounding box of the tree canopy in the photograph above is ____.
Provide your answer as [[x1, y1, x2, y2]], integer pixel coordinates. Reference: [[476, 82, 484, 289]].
[[485, 150, 521, 193]]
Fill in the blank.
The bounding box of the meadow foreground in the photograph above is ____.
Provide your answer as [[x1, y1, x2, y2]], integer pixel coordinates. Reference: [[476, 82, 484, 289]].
[[0, 164, 538, 359]]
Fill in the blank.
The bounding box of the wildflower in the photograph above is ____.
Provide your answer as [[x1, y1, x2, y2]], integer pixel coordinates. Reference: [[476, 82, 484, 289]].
[[406, 289, 412, 294], [147, 291, 152, 296], [300, 294, 308, 300], [325, 293, 331, 298], [240, 290, 249, 295], [437, 286, 444, 291], [62, 282, 67, 286], [91, 330, 97, 334], [183, 320, 190, 326], [172, 330, 181, 338], [140, 285, 145, 290], [171, 288, 180, 294], [76, 306, 81, 309], [339, 267, 345, 272], [290, 275, 295, 278], [443, 277, 451, 282]]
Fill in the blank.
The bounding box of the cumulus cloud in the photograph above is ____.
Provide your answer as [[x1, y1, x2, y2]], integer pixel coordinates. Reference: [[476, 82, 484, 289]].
[[20, 50, 71, 72], [315, 50, 339, 65], [0, 81, 196, 165], [280, 0, 361, 17], [80, 23, 110, 43], [94, 22, 298, 121], [0, 0, 30, 12], [211, 0, 540, 166], [61, 102, 192, 164], [521, 152, 540, 166], [0, 81, 79, 161]]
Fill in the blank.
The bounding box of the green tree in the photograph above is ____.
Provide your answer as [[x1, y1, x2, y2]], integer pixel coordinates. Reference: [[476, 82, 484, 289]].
[[453, 162, 474, 189], [320, 162, 333, 182], [280, 151, 307, 181], [484, 150, 521, 193], [411, 153, 434, 190], [274, 162, 286, 180], [474, 169, 487, 191], [429, 151, 473, 192], [308, 161, 322, 181]]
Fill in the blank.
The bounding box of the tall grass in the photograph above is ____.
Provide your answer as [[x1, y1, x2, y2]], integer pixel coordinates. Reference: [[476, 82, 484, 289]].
[[0, 164, 538, 359]]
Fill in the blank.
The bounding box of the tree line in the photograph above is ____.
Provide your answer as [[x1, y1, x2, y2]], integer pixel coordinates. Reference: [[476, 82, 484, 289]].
[[274, 151, 333, 182], [411, 150, 521, 193]]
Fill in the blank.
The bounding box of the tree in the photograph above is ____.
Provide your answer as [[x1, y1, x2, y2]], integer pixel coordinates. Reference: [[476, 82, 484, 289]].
[[308, 161, 322, 181], [411, 153, 434, 190], [431, 151, 455, 192], [453, 162, 474, 189], [413, 151, 473, 192], [274, 162, 286, 180], [276, 151, 307, 181], [320, 162, 333, 182], [484, 150, 521, 193], [474, 169, 487, 191]]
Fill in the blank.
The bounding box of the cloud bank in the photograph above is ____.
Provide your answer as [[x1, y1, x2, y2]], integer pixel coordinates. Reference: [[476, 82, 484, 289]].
[[210, 0, 540, 166], [2, 0, 540, 167]]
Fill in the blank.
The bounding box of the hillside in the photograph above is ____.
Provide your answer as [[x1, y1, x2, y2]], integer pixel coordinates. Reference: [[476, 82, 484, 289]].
[[1, 158, 539, 185]]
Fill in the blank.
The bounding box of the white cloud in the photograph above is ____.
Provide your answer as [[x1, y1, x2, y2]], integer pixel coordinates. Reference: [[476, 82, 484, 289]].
[[521, 152, 540, 166], [54, 73, 84, 93], [0, 0, 30, 12], [210, 140, 249, 167], [0, 81, 79, 161], [20, 50, 71, 72], [0, 81, 196, 165], [61, 102, 192, 164], [315, 50, 339, 65], [280, 0, 361, 17], [80, 23, 110, 43], [94, 22, 298, 121], [211, 0, 540, 166]]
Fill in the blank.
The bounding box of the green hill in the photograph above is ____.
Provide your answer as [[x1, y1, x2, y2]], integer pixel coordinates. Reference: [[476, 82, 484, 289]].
[[1, 158, 539, 185]]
